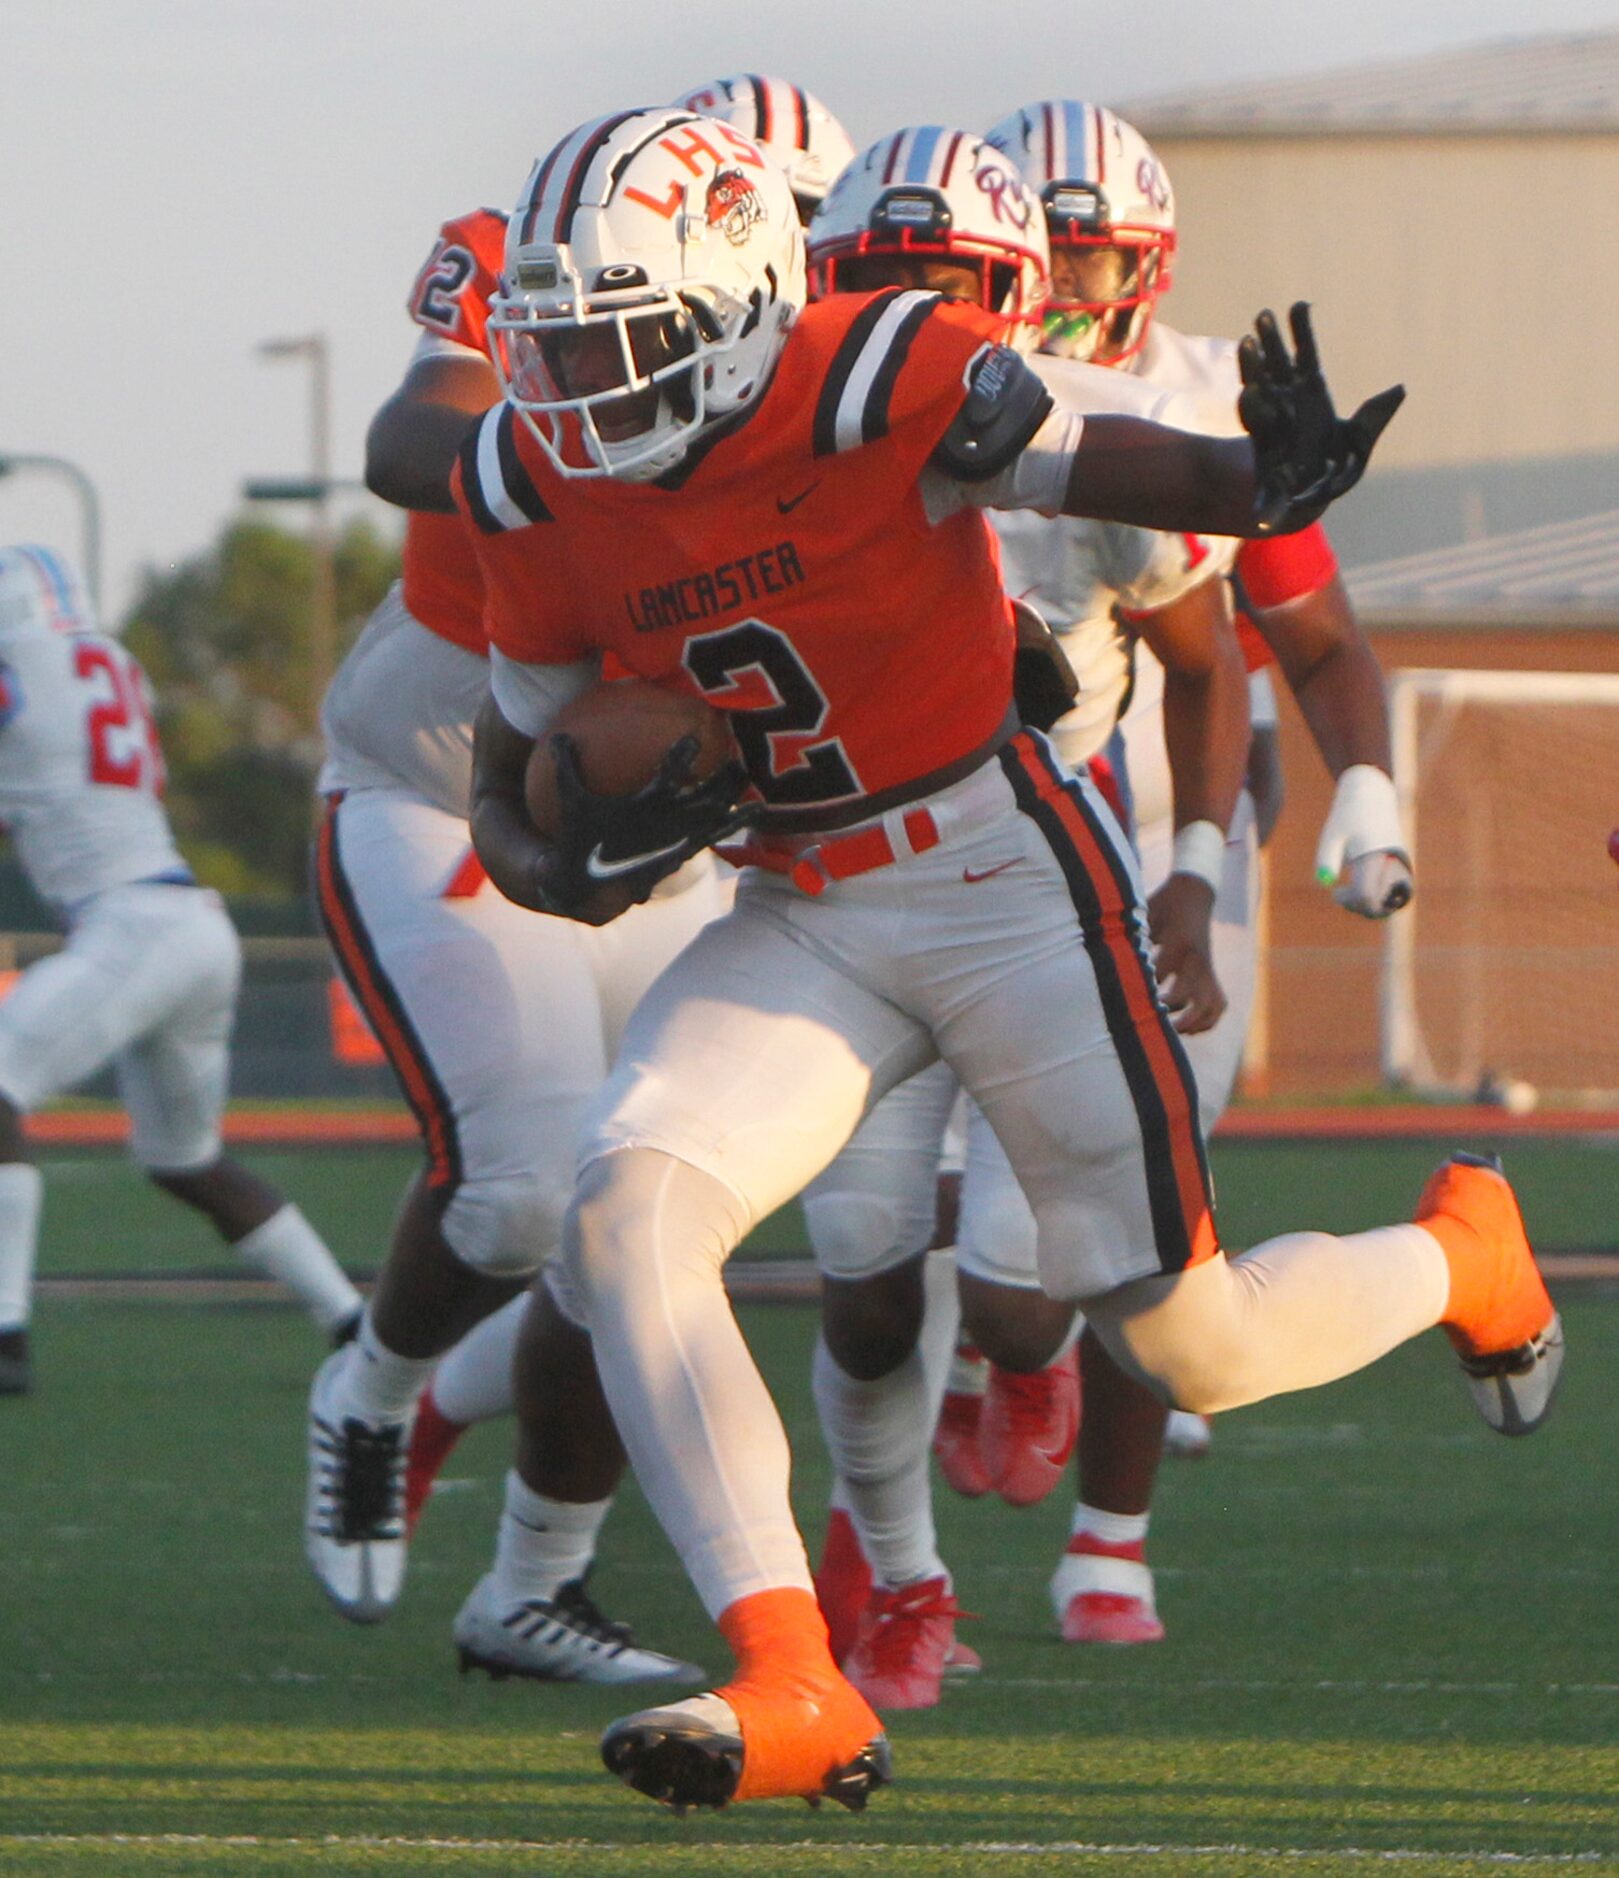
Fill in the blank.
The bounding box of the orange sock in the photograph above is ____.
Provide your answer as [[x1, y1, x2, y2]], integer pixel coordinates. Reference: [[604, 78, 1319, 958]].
[[716, 1587, 878, 1802]]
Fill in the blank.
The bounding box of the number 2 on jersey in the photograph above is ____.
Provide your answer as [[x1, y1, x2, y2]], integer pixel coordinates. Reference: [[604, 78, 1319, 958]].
[[682, 621, 862, 808], [75, 643, 165, 794]]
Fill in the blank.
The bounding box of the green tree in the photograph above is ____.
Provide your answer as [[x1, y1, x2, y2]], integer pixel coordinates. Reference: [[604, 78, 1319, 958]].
[[123, 515, 400, 899]]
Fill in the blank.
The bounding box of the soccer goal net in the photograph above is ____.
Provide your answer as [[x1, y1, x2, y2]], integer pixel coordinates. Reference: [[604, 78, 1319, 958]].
[[1382, 668, 1619, 1104]]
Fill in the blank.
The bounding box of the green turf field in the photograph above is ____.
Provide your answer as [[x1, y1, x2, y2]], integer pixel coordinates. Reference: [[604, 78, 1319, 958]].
[[2, 1139, 1616, 1878], [25, 1133, 1619, 1280]]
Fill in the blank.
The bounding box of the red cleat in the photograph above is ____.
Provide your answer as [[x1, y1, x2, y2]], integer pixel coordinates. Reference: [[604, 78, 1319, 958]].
[[402, 1387, 468, 1537], [1049, 1532, 1164, 1645], [943, 1636, 983, 1674], [933, 1389, 992, 1498], [813, 1507, 874, 1667], [979, 1346, 1080, 1508], [843, 1574, 973, 1712]]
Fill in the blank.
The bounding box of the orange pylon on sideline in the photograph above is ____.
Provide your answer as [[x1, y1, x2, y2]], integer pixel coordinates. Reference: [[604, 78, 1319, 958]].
[[329, 976, 387, 1067]]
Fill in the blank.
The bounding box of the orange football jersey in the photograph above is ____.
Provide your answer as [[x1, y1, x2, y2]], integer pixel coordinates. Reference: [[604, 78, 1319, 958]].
[[455, 291, 1035, 817], [398, 207, 506, 657]]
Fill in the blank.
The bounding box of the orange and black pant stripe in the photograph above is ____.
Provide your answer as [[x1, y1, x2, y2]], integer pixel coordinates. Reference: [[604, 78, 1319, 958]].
[[314, 796, 463, 1193], [1001, 731, 1218, 1274]]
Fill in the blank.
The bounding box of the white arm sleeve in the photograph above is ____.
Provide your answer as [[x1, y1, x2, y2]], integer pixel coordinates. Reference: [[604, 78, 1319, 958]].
[[488, 649, 597, 739], [922, 357, 1220, 525]]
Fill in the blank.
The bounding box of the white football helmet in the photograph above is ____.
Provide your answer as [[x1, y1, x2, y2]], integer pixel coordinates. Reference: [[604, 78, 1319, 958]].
[[0, 544, 97, 640], [489, 107, 807, 481], [672, 75, 856, 222], [807, 127, 1049, 349], [985, 100, 1175, 366]]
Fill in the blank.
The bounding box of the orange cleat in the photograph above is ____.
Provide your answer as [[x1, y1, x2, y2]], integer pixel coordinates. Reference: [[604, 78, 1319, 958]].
[[1417, 1152, 1564, 1436], [1050, 1532, 1164, 1645], [600, 1588, 890, 1812], [401, 1388, 468, 1538], [842, 1574, 974, 1712], [813, 1506, 873, 1666], [979, 1345, 1081, 1507]]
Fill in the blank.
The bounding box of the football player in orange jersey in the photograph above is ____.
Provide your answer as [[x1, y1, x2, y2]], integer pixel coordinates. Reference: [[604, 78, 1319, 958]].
[[364, 76, 886, 1645], [455, 106, 1555, 1814], [396, 74, 865, 1537]]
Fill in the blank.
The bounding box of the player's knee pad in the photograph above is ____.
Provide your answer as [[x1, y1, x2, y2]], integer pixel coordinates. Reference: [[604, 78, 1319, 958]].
[[802, 1188, 932, 1283], [562, 1147, 747, 1314], [440, 1169, 570, 1279]]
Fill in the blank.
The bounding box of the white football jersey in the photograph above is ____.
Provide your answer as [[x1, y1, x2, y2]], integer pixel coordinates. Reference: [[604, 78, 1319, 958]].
[[992, 348, 1240, 769], [0, 547, 188, 914], [319, 584, 484, 819]]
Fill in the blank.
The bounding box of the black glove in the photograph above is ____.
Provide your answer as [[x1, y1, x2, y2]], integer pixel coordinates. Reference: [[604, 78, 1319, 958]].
[[541, 731, 751, 914], [1239, 303, 1405, 535]]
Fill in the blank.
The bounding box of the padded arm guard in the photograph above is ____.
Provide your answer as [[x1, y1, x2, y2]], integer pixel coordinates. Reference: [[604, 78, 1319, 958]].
[[931, 345, 1055, 483]]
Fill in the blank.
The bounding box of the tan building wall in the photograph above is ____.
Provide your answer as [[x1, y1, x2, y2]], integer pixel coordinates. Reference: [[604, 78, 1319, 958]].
[[1255, 622, 1619, 1095], [1144, 134, 1619, 473]]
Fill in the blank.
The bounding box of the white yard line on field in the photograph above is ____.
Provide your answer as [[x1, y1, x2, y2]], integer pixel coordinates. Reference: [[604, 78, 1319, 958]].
[[0, 1832, 1611, 1864]]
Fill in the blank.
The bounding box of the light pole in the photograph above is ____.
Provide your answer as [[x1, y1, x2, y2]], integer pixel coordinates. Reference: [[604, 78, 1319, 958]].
[[0, 453, 104, 612], [255, 335, 335, 729]]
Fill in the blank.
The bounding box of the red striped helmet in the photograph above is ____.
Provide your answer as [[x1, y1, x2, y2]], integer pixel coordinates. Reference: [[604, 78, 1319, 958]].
[[985, 100, 1175, 366], [807, 126, 1049, 349], [672, 75, 856, 222]]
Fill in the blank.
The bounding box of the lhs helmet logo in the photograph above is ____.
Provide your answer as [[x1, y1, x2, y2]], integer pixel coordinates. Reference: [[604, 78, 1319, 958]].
[[706, 168, 764, 245]]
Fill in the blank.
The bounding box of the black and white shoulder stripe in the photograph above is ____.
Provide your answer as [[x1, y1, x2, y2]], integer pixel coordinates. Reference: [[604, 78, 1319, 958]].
[[458, 407, 553, 534], [811, 289, 939, 458]]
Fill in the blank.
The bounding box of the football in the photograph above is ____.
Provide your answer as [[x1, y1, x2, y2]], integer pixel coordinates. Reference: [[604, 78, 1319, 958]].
[[524, 679, 736, 838]]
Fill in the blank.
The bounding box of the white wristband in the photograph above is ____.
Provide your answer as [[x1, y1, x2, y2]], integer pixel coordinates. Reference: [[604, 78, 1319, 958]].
[[1171, 819, 1226, 892]]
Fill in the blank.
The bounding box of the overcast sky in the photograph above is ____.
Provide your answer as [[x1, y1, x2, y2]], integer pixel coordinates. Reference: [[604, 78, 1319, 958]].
[[5, 0, 1617, 616]]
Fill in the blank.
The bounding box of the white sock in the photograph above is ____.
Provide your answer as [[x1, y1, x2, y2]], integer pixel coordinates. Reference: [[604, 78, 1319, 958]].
[[338, 1308, 436, 1422], [0, 1164, 43, 1329], [1097, 1226, 1451, 1415], [917, 1246, 963, 1416], [432, 1292, 524, 1425], [489, 1469, 611, 1602], [1072, 1501, 1149, 1547], [812, 1335, 944, 1590], [233, 1204, 361, 1333]]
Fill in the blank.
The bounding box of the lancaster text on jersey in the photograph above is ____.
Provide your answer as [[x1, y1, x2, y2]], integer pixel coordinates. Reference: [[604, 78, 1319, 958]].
[[623, 540, 806, 632]]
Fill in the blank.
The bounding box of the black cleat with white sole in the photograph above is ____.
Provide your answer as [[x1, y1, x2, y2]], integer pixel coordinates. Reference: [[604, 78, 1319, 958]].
[[454, 1572, 705, 1686], [304, 1349, 411, 1623]]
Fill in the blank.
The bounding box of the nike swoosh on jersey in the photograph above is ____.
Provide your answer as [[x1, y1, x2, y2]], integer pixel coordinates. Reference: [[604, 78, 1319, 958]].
[[776, 481, 821, 515], [962, 860, 1020, 883], [585, 839, 688, 881]]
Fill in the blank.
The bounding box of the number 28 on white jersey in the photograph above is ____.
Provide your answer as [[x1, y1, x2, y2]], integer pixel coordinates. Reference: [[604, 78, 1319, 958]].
[[0, 545, 188, 913]]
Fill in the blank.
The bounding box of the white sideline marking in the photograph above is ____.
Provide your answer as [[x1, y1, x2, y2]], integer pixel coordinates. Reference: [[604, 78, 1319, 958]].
[[0, 1834, 1609, 1863]]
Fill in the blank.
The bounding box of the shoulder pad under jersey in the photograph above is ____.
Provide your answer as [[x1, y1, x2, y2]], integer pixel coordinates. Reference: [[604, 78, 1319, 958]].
[[930, 345, 1054, 484]]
